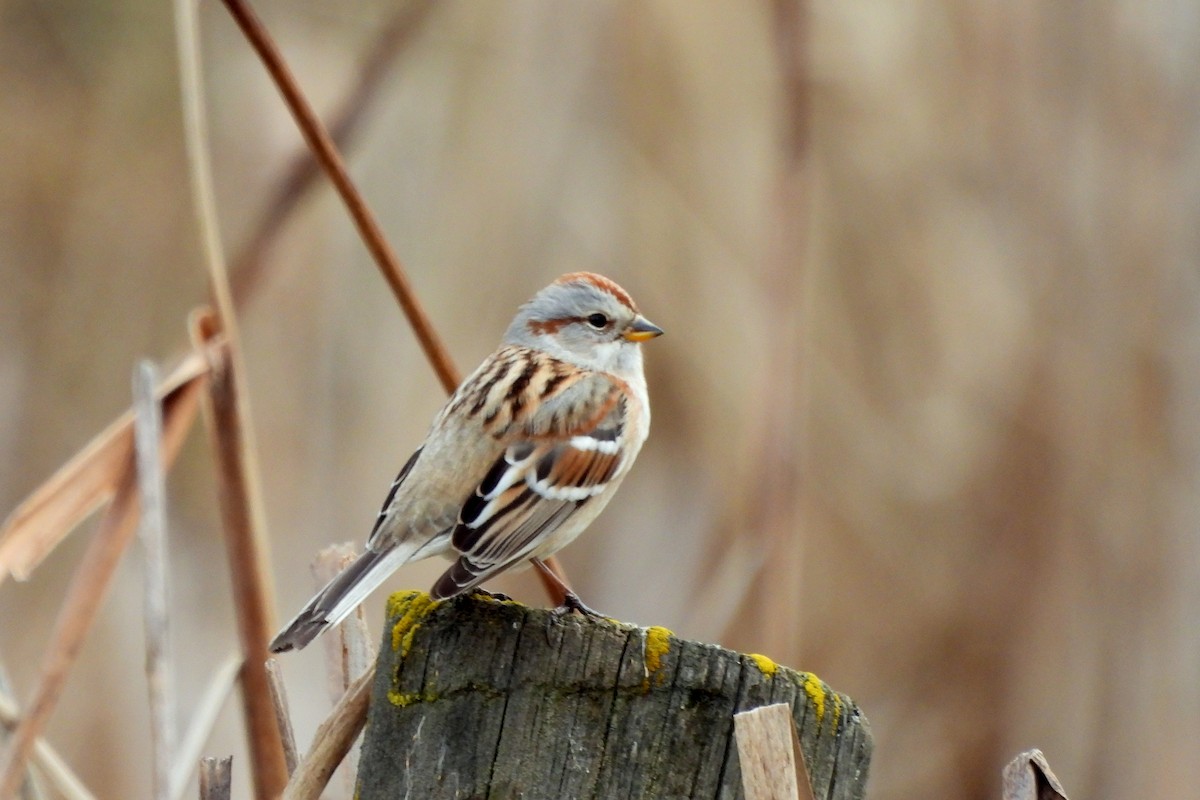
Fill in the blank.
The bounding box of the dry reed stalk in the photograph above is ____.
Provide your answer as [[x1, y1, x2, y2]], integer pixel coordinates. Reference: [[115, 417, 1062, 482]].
[[134, 361, 176, 800], [230, 0, 437, 309], [0, 689, 94, 800], [0, 662, 41, 800], [217, 0, 460, 396], [197, 2, 575, 786], [173, 0, 284, 788], [312, 545, 374, 702], [281, 670, 372, 800], [219, 0, 571, 614], [188, 312, 287, 800], [216, 0, 573, 608], [197, 757, 232, 800], [264, 660, 299, 777], [312, 545, 373, 796], [168, 653, 241, 800], [0, 455, 141, 797], [0, 350, 211, 584]]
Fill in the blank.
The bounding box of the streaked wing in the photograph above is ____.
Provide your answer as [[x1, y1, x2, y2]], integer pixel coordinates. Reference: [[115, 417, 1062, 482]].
[[430, 376, 628, 598], [364, 446, 423, 549]]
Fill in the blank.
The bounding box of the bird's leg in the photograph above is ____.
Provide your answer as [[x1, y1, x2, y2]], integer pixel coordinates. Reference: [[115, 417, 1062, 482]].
[[552, 590, 606, 619], [532, 558, 606, 619]]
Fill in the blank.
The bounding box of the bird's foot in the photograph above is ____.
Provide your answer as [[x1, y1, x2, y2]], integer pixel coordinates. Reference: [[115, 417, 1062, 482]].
[[551, 591, 606, 620]]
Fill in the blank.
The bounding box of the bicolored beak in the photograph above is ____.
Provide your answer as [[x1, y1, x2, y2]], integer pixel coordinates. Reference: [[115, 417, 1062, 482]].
[[623, 315, 664, 342]]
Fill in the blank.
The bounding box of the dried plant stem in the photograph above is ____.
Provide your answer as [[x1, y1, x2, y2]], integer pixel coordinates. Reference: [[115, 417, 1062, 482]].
[[0, 689, 94, 800], [312, 545, 373, 793], [169, 653, 241, 800], [134, 361, 176, 800], [198, 757, 232, 800], [0, 662, 41, 800], [216, 0, 460, 395], [282, 670, 372, 800], [0, 348, 211, 585], [0, 459, 141, 798], [313, 545, 375, 701], [216, 0, 575, 611], [174, 0, 281, 790], [189, 314, 287, 799], [230, 0, 437, 309], [264, 660, 299, 777]]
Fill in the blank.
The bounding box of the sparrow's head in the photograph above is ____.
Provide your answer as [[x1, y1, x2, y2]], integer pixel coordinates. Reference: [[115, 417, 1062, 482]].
[[505, 272, 663, 374]]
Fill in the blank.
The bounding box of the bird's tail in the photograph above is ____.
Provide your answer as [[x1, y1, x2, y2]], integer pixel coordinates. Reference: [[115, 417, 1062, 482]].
[[269, 541, 417, 653]]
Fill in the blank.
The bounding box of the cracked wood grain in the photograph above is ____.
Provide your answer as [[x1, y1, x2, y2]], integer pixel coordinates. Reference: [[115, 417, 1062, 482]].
[[356, 594, 872, 800]]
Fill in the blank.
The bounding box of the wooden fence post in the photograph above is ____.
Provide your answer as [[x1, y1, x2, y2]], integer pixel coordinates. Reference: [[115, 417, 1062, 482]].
[[355, 592, 871, 799]]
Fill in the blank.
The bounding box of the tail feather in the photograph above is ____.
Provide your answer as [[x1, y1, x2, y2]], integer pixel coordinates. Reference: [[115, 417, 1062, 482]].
[[270, 542, 415, 653], [429, 555, 512, 601]]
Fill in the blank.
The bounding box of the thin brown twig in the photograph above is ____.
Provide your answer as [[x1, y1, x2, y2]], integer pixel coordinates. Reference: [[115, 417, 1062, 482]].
[[218, 0, 460, 395], [134, 361, 176, 800], [281, 670, 373, 800], [215, 0, 573, 608], [230, 0, 437, 309], [189, 311, 287, 799], [0, 455, 142, 797], [264, 660, 299, 777], [203, 5, 575, 785]]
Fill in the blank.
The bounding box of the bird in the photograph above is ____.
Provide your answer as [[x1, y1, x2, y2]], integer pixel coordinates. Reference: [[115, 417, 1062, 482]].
[[270, 272, 663, 652]]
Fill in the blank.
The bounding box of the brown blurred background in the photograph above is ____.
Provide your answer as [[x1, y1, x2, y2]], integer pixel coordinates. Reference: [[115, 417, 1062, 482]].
[[2, 1, 1198, 798]]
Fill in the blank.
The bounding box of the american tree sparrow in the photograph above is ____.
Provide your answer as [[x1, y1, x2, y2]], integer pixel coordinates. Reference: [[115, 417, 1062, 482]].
[[271, 272, 662, 652]]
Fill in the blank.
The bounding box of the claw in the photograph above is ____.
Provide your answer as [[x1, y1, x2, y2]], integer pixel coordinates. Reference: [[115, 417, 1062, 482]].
[[551, 591, 606, 620]]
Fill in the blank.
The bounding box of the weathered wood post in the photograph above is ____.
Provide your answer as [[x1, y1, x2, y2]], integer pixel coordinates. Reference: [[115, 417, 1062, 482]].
[[356, 592, 872, 799]]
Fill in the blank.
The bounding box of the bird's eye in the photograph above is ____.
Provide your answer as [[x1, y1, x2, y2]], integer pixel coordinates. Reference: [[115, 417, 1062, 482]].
[[586, 313, 610, 329]]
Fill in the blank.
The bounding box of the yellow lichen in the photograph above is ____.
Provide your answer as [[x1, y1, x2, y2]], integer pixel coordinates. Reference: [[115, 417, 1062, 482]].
[[470, 590, 524, 607], [388, 591, 440, 658], [642, 626, 673, 689], [802, 672, 827, 724], [747, 653, 778, 677], [387, 689, 429, 708]]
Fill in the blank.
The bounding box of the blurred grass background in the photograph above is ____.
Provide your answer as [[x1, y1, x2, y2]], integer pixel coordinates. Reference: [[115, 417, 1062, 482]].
[[2, 1, 1198, 798]]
